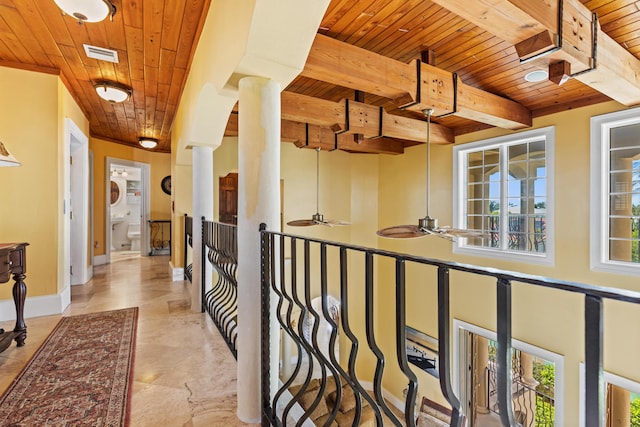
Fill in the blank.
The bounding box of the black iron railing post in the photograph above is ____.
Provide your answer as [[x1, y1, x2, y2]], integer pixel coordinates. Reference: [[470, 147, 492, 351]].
[[183, 214, 188, 280], [395, 258, 418, 426], [200, 216, 205, 313], [496, 277, 515, 427], [437, 266, 464, 427], [584, 295, 603, 427], [259, 223, 272, 426]]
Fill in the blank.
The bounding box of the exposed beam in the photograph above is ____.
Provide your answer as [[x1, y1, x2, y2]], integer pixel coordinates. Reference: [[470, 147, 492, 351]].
[[286, 121, 406, 154], [225, 113, 410, 155], [430, 0, 640, 106], [302, 34, 531, 130], [281, 91, 453, 144]]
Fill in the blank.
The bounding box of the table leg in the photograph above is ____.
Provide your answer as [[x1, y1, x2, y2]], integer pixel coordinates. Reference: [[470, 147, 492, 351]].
[[12, 272, 26, 346]]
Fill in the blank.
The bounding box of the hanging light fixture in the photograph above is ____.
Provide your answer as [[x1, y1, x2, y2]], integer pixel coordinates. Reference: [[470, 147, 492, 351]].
[[53, 0, 116, 23], [138, 138, 158, 149], [94, 81, 131, 103], [0, 141, 20, 167], [377, 109, 488, 241]]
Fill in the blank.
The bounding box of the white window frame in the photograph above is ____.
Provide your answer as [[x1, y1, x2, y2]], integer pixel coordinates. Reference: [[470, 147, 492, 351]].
[[578, 364, 640, 427], [452, 319, 565, 426], [590, 107, 640, 275], [453, 126, 555, 265]]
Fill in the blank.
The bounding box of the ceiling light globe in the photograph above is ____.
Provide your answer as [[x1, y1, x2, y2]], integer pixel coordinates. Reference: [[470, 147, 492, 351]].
[[95, 82, 131, 103], [139, 138, 158, 149], [54, 0, 113, 23]]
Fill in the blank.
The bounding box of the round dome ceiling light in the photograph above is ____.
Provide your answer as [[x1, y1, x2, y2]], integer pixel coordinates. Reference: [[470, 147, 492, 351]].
[[524, 70, 549, 83], [94, 81, 132, 103], [139, 138, 158, 149], [54, 0, 116, 24]]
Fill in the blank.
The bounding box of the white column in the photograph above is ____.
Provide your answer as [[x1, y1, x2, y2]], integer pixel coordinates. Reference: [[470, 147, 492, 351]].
[[191, 145, 214, 312], [237, 76, 281, 423]]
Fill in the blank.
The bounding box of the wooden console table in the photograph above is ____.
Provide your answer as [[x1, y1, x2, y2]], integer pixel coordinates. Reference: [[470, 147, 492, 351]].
[[0, 243, 28, 353]]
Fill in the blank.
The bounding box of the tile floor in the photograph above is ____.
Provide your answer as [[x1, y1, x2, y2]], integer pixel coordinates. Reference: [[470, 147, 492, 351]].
[[0, 255, 258, 427]]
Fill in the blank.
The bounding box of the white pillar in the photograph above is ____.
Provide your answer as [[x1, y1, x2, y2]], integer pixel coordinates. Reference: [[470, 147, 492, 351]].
[[237, 76, 281, 423], [191, 145, 214, 312]]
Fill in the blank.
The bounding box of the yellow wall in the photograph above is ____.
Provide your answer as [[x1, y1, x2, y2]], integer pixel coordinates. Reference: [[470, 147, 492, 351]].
[[90, 137, 171, 256], [0, 68, 59, 299], [376, 101, 640, 424]]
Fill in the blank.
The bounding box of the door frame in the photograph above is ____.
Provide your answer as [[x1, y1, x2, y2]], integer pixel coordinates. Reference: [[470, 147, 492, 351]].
[[105, 157, 151, 261], [64, 118, 90, 286]]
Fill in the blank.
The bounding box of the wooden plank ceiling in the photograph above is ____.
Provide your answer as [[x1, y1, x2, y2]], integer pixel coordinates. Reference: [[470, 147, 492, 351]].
[[2, 1, 640, 154]]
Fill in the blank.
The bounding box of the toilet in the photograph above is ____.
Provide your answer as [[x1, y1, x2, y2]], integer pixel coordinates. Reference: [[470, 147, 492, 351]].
[[127, 222, 141, 251]]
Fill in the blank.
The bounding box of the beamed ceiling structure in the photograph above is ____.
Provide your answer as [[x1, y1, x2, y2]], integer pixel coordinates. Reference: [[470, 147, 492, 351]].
[[3, 1, 640, 154]]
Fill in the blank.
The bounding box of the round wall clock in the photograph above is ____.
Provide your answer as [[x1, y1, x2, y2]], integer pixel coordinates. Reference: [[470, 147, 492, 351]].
[[161, 175, 171, 195]]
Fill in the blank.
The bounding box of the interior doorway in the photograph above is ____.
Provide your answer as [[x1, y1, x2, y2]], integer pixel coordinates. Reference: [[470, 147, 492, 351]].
[[106, 158, 150, 263], [64, 118, 90, 287], [219, 172, 238, 224]]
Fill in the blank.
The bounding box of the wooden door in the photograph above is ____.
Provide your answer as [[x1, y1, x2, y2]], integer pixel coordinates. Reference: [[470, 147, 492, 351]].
[[219, 172, 238, 225]]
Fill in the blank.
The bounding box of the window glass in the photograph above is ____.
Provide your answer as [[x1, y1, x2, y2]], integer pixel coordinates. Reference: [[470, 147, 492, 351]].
[[454, 127, 554, 263]]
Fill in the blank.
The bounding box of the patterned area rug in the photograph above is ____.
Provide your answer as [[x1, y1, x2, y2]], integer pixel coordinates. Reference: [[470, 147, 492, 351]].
[[0, 307, 138, 426]]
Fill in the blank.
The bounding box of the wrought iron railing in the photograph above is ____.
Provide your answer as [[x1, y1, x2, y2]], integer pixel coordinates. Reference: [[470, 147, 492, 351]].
[[259, 226, 640, 427], [485, 365, 555, 427], [203, 220, 238, 358], [148, 219, 171, 255], [183, 214, 193, 282]]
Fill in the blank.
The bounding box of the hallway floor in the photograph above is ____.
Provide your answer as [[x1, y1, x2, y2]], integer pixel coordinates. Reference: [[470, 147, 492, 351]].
[[0, 255, 258, 427]]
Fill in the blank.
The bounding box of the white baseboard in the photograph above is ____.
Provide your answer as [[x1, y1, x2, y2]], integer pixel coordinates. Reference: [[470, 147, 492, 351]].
[[169, 261, 184, 281], [0, 287, 71, 322], [359, 381, 405, 413], [94, 254, 107, 266]]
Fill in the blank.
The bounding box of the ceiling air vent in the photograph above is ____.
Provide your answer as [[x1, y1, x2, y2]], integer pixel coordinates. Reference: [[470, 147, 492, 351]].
[[83, 44, 119, 63]]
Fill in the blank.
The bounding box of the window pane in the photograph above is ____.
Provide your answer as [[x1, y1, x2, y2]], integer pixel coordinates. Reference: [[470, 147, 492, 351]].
[[534, 197, 546, 212], [610, 194, 631, 214], [468, 151, 483, 168], [533, 178, 546, 198], [609, 217, 636, 239], [484, 149, 499, 166], [610, 123, 640, 150], [610, 148, 640, 171], [529, 160, 546, 178], [609, 239, 640, 263], [508, 161, 528, 180], [508, 144, 527, 161], [610, 172, 632, 194], [487, 215, 500, 232], [467, 200, 483, 215], [508, 180, 525, 198], [529, 140, 545, 158], [468, 182, 483, 199], [467, 214, 484, 230], [488, 182, 500, 199], [468, 167, 483, 184]]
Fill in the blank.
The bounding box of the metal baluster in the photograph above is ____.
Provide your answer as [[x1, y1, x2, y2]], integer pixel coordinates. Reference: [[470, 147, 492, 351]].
[[395, 258, 418, 426], [584, 295, 604, 427], [437, 266, 464, 427], [339, 248, 381, 424], [365, 252, 403, 426], [496, 277, 515, 426]]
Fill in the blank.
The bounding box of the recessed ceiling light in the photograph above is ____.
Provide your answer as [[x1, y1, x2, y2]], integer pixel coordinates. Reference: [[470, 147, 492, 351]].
[[139, 138, 158, 149], [94, 81, 131, 103], [524, 70, 549, 83]]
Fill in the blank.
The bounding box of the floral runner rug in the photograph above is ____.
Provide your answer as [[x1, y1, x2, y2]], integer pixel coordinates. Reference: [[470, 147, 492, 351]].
[[0, 307, 138, 426]]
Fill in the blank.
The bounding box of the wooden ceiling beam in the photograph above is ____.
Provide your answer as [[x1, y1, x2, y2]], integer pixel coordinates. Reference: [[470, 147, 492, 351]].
[[281, 91, 454, 144], [302, 34, 531, 130], [225, 113, 407, 155], [430, 0, 640, 106]]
